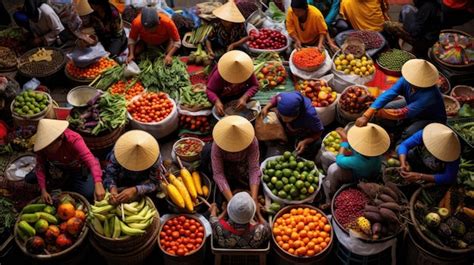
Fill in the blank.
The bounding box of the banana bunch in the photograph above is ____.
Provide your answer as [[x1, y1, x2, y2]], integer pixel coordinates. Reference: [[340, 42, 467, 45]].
[[163, 168, 209, 212], [90, 193, 156, 238]]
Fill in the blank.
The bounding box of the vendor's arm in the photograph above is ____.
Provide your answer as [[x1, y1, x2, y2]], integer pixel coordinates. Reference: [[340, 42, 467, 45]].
[[135, 156, 162, 195], [206, 67, 223, 104], [286, 9, 302, 48], [325, 0, 341, 25], [227, 36, 250, 51], [247, 139, 261, 201], [243, 74, 260, 100], [397, 130, 423, 170], [205, 39, 215, 59], [127, 20, 140, 62], [42, 7, 65, 46], [261, 95, 278, 116], [211, 144, 233, 201], [335, 142, 358, 170], [317, 33, 326, 51], [163, 20, 182, 64]]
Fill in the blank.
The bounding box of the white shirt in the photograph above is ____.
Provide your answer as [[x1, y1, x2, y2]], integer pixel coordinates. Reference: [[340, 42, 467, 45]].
[[29, 3, 65, 45]]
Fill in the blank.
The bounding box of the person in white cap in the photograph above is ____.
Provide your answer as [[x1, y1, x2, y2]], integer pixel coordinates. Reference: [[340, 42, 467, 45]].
[[397, 123, 461, 185], [209, 192, 270, 248], [356, 59, 446, 139], [29, 119, 105, 203], [323, 123, 390, 202], [103, 130, 163, 204], [205, 0, 249, 59]]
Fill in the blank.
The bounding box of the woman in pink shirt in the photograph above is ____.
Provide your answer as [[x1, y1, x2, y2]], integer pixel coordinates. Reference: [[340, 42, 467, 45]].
[[28, 119, 105, 203], [207, 51, 259, 116]]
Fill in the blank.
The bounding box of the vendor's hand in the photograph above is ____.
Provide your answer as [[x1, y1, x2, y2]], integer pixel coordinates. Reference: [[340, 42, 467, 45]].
[[33, 37, 43, 47], [330, 43, 340, 52], [126, 54, 135, 64], [317, 44, 324, 52], [41, 189, 53, 205], [109, 186, 119, 205], [400, 171, 421, 183], [208, 51, 215, 60], [235, 97, 247, 111], [355, 116, 369, 127], [227, 44, 236, 52], [215, 100, 225, 116], [164, 55, 173, 65], [400, 161, 410, 172], [335, 127, 347, 140], [209, 203, 218, 216], [295, 40, 302, 50], [296, 139, 311, 155], [261, 105, 270, 118], [116, 187, 138, 203], [94, 182, 106, 201]]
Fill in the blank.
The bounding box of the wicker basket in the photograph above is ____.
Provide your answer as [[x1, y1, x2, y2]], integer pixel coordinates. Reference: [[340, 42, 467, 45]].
[[443, 95, 460, 116], [89, 196, 160, 253], [0, 46, 18, 72], [78, 125, 124, 151], [10, 91, 52, 119], [64, 66, 95, 84], [341, 36, 366, 58], [18, 47, 66, 78], [431, 29, 474, 69], [13, 192, 90, 265]]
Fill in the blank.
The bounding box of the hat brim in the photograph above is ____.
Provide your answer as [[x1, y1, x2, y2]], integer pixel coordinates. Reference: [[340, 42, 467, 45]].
[[213, 116, 255, 152], [34, 120, 69, 152], [347, 123, 390, 157], [422, 123, 460, 162], [217, 51, 254, 84], [401, 59, 438, 88], [212, 1, 245, 23], [114, 130, 160, 171]]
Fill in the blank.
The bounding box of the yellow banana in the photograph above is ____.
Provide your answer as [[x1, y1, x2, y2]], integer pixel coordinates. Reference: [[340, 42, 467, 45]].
[[169, 173, 194, 212], [119, 220, 145, 236], [192, 171, 203, 196], [181, 167, 197, 200], [202, 185, 209, 197], [166, 183, 185, 208]]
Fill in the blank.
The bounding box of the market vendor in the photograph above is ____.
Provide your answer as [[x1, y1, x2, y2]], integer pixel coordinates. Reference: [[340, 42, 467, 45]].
[[28, 119, 105, 203], [209, 192, 271, 248], [323, 124, 389, 202], [397, 123, 461, 185], [355, 59, 446, 139], [103, 130, 162, 204], [339, 0, 389, 32], [205, 0, 248, 59], [261, 91, 324, 158], [202, 116, 260, 203], [286, 0, 338, 51], [206, 50, 259, 116], [88, 0, 127, 57], [127, 6, 181, 65]]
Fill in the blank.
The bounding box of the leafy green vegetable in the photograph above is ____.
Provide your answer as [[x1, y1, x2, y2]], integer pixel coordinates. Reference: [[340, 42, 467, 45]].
[[0, 197, 17, 234], [267, 2, 285, 22], [91, 93, 128, 135], [459, 104, 474, 118]]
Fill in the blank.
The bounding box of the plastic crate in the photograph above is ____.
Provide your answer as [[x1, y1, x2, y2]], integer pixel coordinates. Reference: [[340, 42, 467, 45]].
[[211, 232, 270, 265]]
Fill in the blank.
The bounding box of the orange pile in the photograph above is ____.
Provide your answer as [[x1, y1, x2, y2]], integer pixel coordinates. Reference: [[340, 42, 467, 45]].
[[292, 48, 325, 69], [273, 207, 332, 257], [127, 92, 174, 123], [66, 57, 117, 80], [109, 80, 145, 100]]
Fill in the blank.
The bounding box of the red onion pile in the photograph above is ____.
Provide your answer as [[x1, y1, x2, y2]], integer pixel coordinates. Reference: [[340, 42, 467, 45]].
[[334, 188, 369, 228], [348, 31, 384, 50]]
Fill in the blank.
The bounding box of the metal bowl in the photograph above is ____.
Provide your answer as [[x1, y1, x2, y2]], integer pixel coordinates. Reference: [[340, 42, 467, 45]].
[[67, 86, 100, 107]]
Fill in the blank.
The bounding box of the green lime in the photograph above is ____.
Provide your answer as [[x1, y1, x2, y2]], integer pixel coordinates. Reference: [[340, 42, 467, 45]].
[[282, 162, 289, 169], [262, 175, 270, 183], [289, 176, 296, 184], [282, 177, 289, 184], [290, 187, 299, 197], [267, 182, 274, 190], [297, 162, 305, 170], [283, 184, 292, 192], [289, 155, 296, 161], [39, 104, 46, 110], [286, 194, 293, 200], [34, 108, 40, 113], [305, 181, 311, 188], [300, 187, 307, 194], [307, 175, 314, 183], [305, 161, 315, 168], [301, 172, 308, 180], [295, 180, 304, 189], [289, 160, 297, 169], [282, 169, 292, 178], [267, 161, 276, 169], [314, 176, 319, 183], [27, 110, 34, 115], [271, 177, 278, 184], [275, 170, 282, 178], [17, 96, 24, 102], [275, 181, 284, 189], [272, 189, 278, 195], [283, 151, 292, 160], [299, 194, 307, 200], [308, 186, 315, 194], [275, 164, 282, 170], [267, 169, 275, 177], [22, 106, 29, 112], [278, 190, 287, 198]]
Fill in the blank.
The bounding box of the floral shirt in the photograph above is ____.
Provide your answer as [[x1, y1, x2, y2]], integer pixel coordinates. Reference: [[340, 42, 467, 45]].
[[49, 0, 82, 35], [210, 216, 271, 249], [103, 151, 162, 195], [90, 3, 124, 42], [207, 21, 247, 48]]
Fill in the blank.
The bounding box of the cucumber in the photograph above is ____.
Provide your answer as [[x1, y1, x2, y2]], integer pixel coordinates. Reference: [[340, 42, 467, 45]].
[[20, 213, 40, 223], [37, 212, 58, 224], [22, 204, 46, 213], [18, 221, 36, 237]]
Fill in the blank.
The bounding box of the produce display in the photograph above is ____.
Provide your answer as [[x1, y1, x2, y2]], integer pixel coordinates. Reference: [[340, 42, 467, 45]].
[[236, 0, 259, 19], [12, 90, 50, 117], [322, 131, 342, 154], [333, 182, 408, 240], [334, 53, 375, 77], [377, 49, 414, 72], [458, 158, 474, 189], [221, 100, 258, 121], [451, 86, 474, 106], [432, 32, 473, 66], [412, 185, 474, 250], [69, 92, 127, 135], [159, 215, 205, 256], [254, 61, 287, 90], [247, 28, 287, 50], [459, 104, 474, 118], [444, 96, 460, 116], [189, 72, 208, 85], [347, 31, 384, 50], [437, 74, 450, 94], [296, 79, 337, 108], [292, 48, 326, 71], [0, 47, 17, 69], [179, 84, 212, 110], [0, 197, 16, 235], [188, 24, 213, 45], [383, 167, 409, 186], [66, 57, 117, 80], [15, 193, 87, 254], [174, 138, 204, 157], [90, 194, 156, 238], [273, 207, 332, 257], [450, 119, 474, 146], [18, 48, 64, 76], [91, 65, 124, 91], [109, 80, 145, 101], [162, 168, 209, 212], [179, 115, 212, 133], [127, 92, 174, 123], [0, 27, 26, 53], [187, 44, 211, 66], [339, 86, 375, 114], [262, 152, 320, 201]]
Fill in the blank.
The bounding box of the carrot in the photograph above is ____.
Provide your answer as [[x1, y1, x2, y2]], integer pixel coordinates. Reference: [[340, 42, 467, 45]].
[[462, 207, 474, 220]]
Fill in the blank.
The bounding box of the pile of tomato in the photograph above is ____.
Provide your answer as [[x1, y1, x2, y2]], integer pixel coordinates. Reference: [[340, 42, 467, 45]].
[[159, 215, 205, 256], [109, 80, 145, 101], [66, 57, 117, 80], [127, 92, 174, 123], [273, 207, 332, 257], [179, 115, 212, 133]]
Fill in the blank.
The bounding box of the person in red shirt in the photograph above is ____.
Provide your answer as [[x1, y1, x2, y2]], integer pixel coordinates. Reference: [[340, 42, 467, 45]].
[[127, 7, 181, 65], [441, 0, 474, 28], [28, 119, 105, 203]]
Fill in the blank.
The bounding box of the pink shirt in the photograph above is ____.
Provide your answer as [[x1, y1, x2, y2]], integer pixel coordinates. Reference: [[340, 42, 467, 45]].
[[35, 129, 102, 189], [211, 138, 260, 193], [206, 66, 259, 104]]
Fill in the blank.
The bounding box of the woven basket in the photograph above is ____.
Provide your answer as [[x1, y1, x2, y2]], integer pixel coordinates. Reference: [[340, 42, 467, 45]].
[[89, 196, 160, 253], [10, 91, 52, 119], [0, 46, 18, 72], [14, 192, 90, 265], [64, 66, 95, 84], [79, 125, 124, 151], [342, 36, 366, 58], [18, 47, 66, 78], [431, 29, 473, 69]]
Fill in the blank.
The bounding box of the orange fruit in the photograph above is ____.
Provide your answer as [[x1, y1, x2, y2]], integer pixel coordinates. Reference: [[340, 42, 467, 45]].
[[316, 237, 324, 243], [325, 237, 331, 243], [290, 209, 297, 215], [273, 227, 281, 235], [283, 213, 291, 219], [314, 245, 322, 254], [292, 240, 302, 249], [307, 231, 315, 239], [297, 208, 304, 215], [296, 222, 305, 231], [302, 237, 310, 244], [308, 222, 316, 230], [282, 235, 290, 241], [288, 248, 295, 255], [320, 231, 328, 239], [299, 230, 308, 238], [282, 243, 290, 251], [291, 232, 299, 240], [320, 217, 328, 224], [316, 213, 322, 219], [320, 242, 328, 249], [323, 224, 331, 232], [307, 241, 315, 250], [309, 209, 317, 215], [307, 249, 315, 256], [276, 235, 282, 242], [278, 241, 284, 247]]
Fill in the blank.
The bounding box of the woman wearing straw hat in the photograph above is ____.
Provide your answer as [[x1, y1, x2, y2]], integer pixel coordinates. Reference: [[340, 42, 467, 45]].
[[355, 59, 446, 139], [261, 91, 324, 158], [202, 116, 260, 203], [209, 192, 271, 248], [103, 130, 162, 204], [29, 119, 105, 203], [323, 123, 390, 202], [397, 123, 461, 185], [207, 50, 259, 117], [205, 0, 249, 59]]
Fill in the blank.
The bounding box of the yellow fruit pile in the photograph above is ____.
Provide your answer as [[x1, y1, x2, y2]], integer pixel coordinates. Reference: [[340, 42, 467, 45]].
[[334, 53, 375, 77]]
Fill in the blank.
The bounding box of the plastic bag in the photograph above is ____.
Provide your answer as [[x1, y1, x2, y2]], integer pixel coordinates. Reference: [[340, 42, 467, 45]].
[[22, 78, 41, 91], [289, 49, 332, 80], [124, 61, 140, 78], [255, 112, 287, 142], [67, 43, 109, 68]]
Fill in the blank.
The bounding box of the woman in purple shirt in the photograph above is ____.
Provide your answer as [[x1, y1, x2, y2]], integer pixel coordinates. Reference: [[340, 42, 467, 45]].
[[207, 51, 259, 116]]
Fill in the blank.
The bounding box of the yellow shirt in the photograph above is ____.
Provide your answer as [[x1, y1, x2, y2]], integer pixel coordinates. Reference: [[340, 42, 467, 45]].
[[286, 6, 328, 45], [340, 0, 385, 32]]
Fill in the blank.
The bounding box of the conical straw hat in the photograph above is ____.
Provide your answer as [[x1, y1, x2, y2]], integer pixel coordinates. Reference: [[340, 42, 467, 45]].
[[212, 0, 245, 23], [114, 130, 160, 171], [218, 50, 254, 84], [213, 115, 255, 152], [422, 123, 460, 162], [401, 59, 438, 88], [34, 119, 69, 152], [347, 123, 390, 157], [76, 0, 94, 17]]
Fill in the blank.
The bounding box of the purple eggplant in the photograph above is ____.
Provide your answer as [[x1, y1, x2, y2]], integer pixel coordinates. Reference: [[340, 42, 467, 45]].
[[87, 91, 103, 106], [84, 120, 99, 127]]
